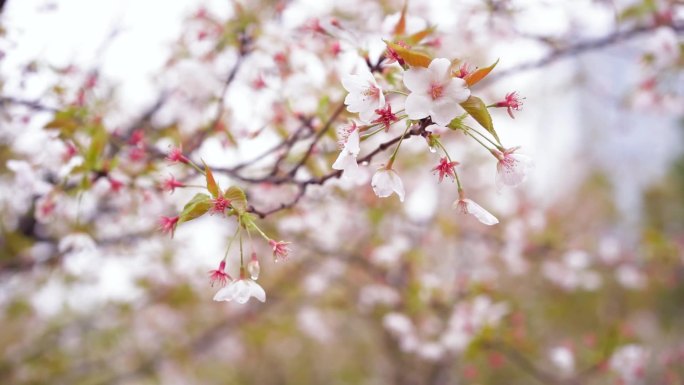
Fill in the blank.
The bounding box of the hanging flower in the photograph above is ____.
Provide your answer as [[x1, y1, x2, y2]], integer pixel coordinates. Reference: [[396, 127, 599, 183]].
[[403, 58, 470, 126], [162, 174, 185, 194], [495, 91, 524, 119], [492, 146, 532, 189], [453, 191, 498, 226], [432, 157, 459, 183], [332, 124, 363, 182], [159, 215, 180, 237], [208, 260, 232, 287], [371, 167, 405, 202], [166, 145, 190, 164], [341, 66, 385, 122], [213, 268, 266, 304], [269, 240, 292, 262]]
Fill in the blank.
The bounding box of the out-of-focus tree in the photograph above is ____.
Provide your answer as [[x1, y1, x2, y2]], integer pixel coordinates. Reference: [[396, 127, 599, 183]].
[[1, 0, 683, 384]]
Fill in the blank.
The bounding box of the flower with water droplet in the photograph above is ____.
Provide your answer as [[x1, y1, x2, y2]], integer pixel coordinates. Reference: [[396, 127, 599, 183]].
[[247, 252, 260, 280], [213, 267, 266, 304]]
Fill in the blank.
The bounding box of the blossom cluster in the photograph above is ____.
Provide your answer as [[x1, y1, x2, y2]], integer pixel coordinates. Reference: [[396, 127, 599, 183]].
[[333, 25, 531, 226]]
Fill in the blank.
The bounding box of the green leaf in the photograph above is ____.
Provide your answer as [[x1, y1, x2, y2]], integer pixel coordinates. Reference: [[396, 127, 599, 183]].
[[224, 186, 248, 214], [84, 126, 108, 170], [463, 59, 499, 87], [202, 160, 219, 198], [178, 193, 212, 224], [384, 40, 432, 68], [44, 108, 82, 137], [460, 96, 500, 143]]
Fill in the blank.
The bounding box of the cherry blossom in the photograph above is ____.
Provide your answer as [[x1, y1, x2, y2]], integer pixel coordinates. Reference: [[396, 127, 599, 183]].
[[495, 91, 524, 119], [341, 66, 385, 122], [159, 215, 180, 237], [492, 147, 532, 189], [432, 157, 459, 183], [371, 167, 405, 202], [213, 268, 266, 304], [403, 58, 470, 126], [269, 239, 292, 262], [162, 174, 184, 194], [332, 125, 363, 182], [166, 145, 190, 164], [371, 103, 400, 132], [208, 260, 232, 287], [453, 192, 498, 226]]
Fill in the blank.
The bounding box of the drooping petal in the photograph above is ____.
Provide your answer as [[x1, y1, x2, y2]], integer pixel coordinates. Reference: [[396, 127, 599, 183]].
[[213, 282, 239, 302], [404, 93, 432, 120], [233, 280, 252, 304], [496, 152, 533, 189], [464, 199, 499, 226], [371, 168, 405, 202], [345, 130, 360, 155], [247, 280, 267, 302]]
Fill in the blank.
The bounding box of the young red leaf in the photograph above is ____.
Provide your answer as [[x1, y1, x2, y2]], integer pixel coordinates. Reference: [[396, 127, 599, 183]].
[[464, 59, 499, 87], [393, 1, 408, 36], [384, 40, 431, 68], [202, 160, 219, 198]]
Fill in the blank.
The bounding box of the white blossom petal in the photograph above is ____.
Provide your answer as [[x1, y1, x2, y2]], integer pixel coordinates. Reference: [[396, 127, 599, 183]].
[[404, 93, 431, 120], [403, 67, 431, 92], [213, 282, 238, 302], [430, 99, 460, 126], [453, 198, 499, 225], [426, 58, 452, 83], [247, 280, 267, 302], [371, 168, 405, 202]]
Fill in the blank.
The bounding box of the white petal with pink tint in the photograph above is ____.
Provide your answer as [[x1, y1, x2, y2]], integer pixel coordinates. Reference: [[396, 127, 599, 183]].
[[332, 130, 364, 182], [342, 66, 385, 122], [495, 148, 533, 189], [213, 279, 266, 303], [403, 58, 470, 126], [371, 168, 405, 202], [454, 198, 499, 225]]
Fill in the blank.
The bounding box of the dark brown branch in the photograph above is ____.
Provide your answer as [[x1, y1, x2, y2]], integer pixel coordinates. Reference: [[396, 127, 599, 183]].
[[287, 102, 346, 177], [247, 121, 429, 218], [0, 96, 59, 112]]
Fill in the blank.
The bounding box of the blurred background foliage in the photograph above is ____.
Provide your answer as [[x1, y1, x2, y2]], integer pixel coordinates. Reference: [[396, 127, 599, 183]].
[[1, 0, 684, 384]]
